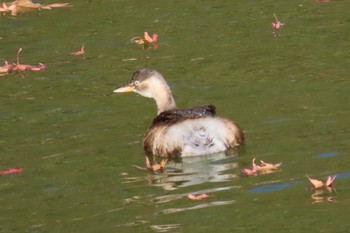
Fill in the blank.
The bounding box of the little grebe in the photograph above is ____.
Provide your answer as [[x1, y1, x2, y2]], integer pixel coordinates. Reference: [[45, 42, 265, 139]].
[[113, 68, 244, 159]]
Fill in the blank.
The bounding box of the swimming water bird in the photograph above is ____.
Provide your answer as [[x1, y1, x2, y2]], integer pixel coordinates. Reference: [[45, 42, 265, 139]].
[[113, 68, 244, 160]]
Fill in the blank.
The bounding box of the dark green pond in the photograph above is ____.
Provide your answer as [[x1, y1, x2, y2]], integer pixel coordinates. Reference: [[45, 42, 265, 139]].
[[1, 0, 350, 232]]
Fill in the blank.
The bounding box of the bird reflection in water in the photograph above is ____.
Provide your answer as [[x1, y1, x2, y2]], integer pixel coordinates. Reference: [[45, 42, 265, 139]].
[[144, 151, 240, 190]]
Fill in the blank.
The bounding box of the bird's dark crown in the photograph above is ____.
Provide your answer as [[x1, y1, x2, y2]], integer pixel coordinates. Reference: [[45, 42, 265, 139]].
[[131, 68, 161, 84]]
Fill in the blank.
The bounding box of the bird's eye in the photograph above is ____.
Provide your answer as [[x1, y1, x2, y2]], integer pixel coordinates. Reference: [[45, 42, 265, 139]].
[[134, 81, 140, 86]]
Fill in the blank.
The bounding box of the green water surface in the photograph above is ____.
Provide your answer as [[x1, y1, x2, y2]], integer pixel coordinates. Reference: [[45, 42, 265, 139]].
[[1, 0, 350, 232]]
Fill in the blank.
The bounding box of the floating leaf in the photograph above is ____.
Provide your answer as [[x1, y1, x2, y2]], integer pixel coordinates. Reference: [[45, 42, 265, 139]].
[[326, 175, 336, 187], [242, 158, 282, 176], [272, 13, 285, 37], [144, 32, 158, 43], [307, 175, 336, 189], [130, 32, 159, 50], [186, 193, 209, 200], [307, 176, 324, 189], [0, 168, 24, 175], [152, 159, 168, 172], [1, 48, 46, 75], [0, 0, 72, 16], [71, 46, 85, 56], [258, 160, 282, 173]]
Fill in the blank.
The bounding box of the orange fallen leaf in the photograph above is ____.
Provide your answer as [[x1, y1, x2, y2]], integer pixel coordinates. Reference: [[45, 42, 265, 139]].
[[242, 167, 257, 176], [0, 61, 15, 75], [326, 175, 336, 187], [307, 175, 336, 189], [10, 48, 46, 73], [71, 46, 85, 56], [2, 0, 72, 16], [272, 13, 285, 37], [130, 32, 159, 50], [46, 3, 71, 8], [25, 63, 45, 71], [0, 168, 23, 175], [307, 176, 324, 189], [152, 159, 168, 172], [258, 160, 282, 173], [144, 32, 158, 43], [186, 193, 209, 200], [242, 158, 282, 176]]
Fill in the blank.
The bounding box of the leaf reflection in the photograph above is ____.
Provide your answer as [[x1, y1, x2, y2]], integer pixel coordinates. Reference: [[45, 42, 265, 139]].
[[310, 189, 336, 204]]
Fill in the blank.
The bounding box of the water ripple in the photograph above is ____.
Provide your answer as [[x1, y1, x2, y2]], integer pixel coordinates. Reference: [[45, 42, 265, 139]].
[[150, 224, 182, 232], [155, 200, 235, 215], [248, 181, 298, 193], [151, 186, 239, 204], [316, 151, 339, 158], [334, 172, 350, 179]]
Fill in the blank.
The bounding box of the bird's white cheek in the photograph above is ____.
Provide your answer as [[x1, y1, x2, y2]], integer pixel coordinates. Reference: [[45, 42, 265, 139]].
[[134, 89, 154, 98]]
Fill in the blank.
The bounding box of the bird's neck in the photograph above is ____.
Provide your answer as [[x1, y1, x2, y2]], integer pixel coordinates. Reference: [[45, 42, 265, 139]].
[[154, 89, 177, 114], [144, 75, 177, 114]]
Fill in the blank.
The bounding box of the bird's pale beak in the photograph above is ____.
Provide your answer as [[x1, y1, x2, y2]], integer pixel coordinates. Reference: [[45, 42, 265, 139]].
[[113, 85, 135, 93]]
